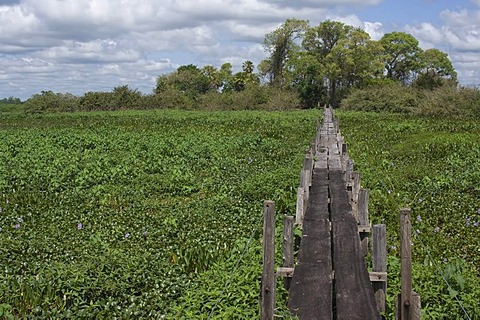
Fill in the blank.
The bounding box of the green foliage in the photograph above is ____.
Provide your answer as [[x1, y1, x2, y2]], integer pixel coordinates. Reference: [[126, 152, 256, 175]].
[[380, 31, 423, 83], [341, 83, 480, 118], [262, 18, 309, 87], [337, 111, 480, 319], [0, 109, 319, 318], [0, 97, 22, 104], [340, 82, 423, 113], [25, 91, 79, 113]]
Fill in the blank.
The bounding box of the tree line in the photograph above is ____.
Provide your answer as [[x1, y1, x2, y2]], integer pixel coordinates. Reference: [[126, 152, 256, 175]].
[[260, 19, 457, 108], [9, 18, 479, 116]]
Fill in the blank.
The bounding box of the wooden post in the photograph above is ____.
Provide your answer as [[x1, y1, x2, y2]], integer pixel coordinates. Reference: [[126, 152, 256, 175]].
[[282, 215, 294, 290], [351, 172, 361, 223], [411, 292, 421, 320], [400, 208, 412, 320], [372, 224, 387, 314], [300, 170, 310, 210], [345, 159, 354, 186], [358, 188, 370, 256], [261, 201, 275, 320], [295, 187, 305, 225]]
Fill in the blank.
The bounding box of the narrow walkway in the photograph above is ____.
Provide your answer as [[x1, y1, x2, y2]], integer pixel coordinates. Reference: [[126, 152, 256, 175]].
[[288, 108, 381, 320]]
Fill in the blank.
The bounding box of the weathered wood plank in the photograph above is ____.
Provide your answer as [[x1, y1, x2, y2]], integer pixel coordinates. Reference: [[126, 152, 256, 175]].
[[288, 219, 332, 320], [288, 165, 332, 319], [329, 170, 381, 320]]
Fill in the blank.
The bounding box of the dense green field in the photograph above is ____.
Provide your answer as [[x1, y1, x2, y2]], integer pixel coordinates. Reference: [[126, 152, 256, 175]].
[[1, 109, 479, 319], [0, 110, 319, 318], [337, 111, 480, 319]]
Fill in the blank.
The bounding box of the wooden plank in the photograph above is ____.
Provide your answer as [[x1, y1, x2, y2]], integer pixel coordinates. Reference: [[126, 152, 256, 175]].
[[288, 165, 332, 319], [277, 267, 294, 278], [288, 219, 333, 320], [329, 170, 381, 320], [369, 272, 388, 282]]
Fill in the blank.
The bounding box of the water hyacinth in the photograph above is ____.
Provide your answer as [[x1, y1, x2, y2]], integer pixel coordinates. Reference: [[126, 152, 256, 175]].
[[433, 226, 440, 233], [477, 209, 480, 215], [77, 223, 83, 230], [416, 215, 422, 223], [14, 223, 21, 229], [17, 217, 23, 223], [125, 233, 130, 238], [474, 221, 479, 227]]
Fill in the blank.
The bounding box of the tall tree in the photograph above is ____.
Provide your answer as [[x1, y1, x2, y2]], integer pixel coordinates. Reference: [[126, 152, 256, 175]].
[[233, 61, 259, 91], [302, 20, 354, 106], [414, 48, 457, 89], [218, 63, 234, 92], [379, 32, 423, 83], [262, 18, 309, 87], [155, 64, 211, 99]]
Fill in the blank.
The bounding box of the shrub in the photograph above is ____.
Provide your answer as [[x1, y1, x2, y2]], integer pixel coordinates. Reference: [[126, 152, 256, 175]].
[[415, 86, 480, 118], [25, 91, 79, 113], [340, 82, 423, 113]]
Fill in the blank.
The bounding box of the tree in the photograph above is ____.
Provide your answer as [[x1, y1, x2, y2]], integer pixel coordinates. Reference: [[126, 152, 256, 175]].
[[202, 65, 222, 91], [218, 63, 234, 92], [1, 97, 22, 104], [414, 48, 457, 89], [379, 32, 423, 83], [288, 51, 326, 108], [155, 64, 211, 100], [262, 18, 309, 87], [300, 20, 386, 107], [232, 61, 259, 92]]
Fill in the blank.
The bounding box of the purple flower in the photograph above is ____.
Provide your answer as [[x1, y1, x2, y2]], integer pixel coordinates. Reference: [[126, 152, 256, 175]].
[[433, 227, 440, 233], [77, 223, 83, 230], [477, 209, 480, 215], [416, 215, 422, 223], [17, 217, 23, 223], [474, 221, 479, 227], [14, 223, 21, 229], [125, 233, 130, 238], [466, 217, 471, 226]]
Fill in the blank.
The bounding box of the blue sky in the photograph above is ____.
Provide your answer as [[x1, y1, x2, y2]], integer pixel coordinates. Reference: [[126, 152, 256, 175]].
[[0, 0, 479, 100]]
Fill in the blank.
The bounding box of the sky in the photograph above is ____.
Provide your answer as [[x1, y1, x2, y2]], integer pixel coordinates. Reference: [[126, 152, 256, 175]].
[[0, 0, 479, 100]]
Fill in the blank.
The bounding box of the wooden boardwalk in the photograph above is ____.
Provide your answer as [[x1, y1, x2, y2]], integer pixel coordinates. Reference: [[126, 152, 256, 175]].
[[288, 108, 381, 320]]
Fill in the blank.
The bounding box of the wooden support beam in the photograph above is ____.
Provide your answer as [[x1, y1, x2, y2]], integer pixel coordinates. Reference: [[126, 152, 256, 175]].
[[277, 267, 294, 278], [261, 201, 275, 320], [373, 224, 387, 314], [399, 208, 412, 320], [282, 215, 294, 289], [369, 272, 388, 282]]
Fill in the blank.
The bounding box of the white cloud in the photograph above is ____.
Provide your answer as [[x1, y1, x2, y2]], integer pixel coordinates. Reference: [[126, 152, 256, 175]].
[[404, 6, 480, 86], [0, 0, 479, 99]]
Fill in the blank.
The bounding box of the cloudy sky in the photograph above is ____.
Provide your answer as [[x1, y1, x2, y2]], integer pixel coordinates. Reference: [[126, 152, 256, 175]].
[[1, 0, 479, 100]]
